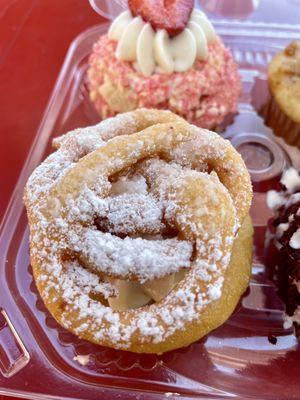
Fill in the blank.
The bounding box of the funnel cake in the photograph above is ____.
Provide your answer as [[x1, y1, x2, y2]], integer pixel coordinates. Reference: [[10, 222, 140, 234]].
[[24, 109, 253, 353]]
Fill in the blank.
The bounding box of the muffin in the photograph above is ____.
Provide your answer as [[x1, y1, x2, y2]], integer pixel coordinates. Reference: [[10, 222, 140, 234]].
[[266, 168, 300, 336], [262, 41, 300, 148], [87, 1, 241, 130]]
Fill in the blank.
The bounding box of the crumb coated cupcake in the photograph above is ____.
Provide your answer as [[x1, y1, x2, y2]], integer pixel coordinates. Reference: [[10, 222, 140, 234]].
[[87, 1, 241, 130], [262, 41, 300, 148], [266, 168, 300, 336]]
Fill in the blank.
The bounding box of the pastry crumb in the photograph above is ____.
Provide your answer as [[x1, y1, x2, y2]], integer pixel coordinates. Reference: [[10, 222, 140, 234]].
[[73, 354, 90, 366]]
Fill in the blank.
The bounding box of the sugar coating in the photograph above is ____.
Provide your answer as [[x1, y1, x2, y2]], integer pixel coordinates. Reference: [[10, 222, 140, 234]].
[[281, 167, 300, 192], [284, 308, 300, 329], [267, 186, 300, 213], [24, 110, 251, 347], [267, 168, 300, 336], [87, 36, 241, 129], [267, 190, 284, 210], [95, 192, 165, 235], [73, 355, 90, 366], [77, 229, 192, 282], [290, 228, 300, 249], [267, 169, 300, 241]]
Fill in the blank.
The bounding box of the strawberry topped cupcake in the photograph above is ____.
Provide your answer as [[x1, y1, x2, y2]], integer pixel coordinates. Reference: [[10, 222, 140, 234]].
[[87, 0, 241, 130]]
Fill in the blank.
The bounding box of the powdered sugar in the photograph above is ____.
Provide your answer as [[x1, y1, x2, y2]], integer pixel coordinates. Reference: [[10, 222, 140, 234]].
[[267, 190, 284, 210], [73, 355, 90, 365], [110, 174, 148, 195], [77, 229, 192, 282], [24, 109, 251, 348], [290, 228, 300, 249], [267, 168, 300, 252], [281, 167, 300, 192], [94, 193, 165, 235]]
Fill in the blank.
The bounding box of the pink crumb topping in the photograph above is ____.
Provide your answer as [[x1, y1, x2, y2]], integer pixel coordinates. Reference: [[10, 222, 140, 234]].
[[87, 35, 241, 129]]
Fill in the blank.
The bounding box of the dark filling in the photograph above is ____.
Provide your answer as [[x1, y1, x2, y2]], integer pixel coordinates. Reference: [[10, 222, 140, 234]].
[[268, 334, 278, 345], [268, 191, 300, 337]]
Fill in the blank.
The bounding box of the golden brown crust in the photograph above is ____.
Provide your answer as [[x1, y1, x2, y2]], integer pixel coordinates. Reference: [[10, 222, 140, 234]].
[[268, 41, 300, 123], [24, 109, 253, 353], [30, 215, 252, 354]]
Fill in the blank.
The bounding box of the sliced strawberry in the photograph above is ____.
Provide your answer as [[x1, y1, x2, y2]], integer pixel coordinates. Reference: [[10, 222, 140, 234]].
[[128, 0, 195, 37]]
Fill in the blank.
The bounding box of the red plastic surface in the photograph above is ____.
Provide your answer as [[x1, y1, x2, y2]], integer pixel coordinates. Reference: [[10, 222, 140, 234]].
[[1, 2, 300, 400], [0, 0, 102, 224]]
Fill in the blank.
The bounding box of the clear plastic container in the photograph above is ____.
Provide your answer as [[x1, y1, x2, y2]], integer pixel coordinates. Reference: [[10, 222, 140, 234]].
[[89, 0, 300, 24], [1, 6, 300, 400]]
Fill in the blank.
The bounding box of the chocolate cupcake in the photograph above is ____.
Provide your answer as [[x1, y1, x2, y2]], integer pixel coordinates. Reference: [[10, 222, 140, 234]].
[[267, 168, 300, 336], [262, 41, 300, 149]]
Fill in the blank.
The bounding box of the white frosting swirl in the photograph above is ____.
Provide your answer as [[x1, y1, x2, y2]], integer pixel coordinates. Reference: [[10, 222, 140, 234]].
[[108, 9, 217, 76]]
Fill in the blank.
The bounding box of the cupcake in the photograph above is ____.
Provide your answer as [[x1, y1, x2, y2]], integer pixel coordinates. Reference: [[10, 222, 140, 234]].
[[262, 41, 300, 148], [266, 168, 300, 336], [87, 0, 241, 130]]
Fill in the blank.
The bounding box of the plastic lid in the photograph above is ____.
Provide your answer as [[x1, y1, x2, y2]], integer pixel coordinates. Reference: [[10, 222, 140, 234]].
[[89, 0, 300, 25], [89, 0, 127, 20], [88, 0, 258, 21]]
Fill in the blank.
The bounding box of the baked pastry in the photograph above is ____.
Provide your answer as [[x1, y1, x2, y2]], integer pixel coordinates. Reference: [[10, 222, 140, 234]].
[[87, 0, 241, 130], [266, 168, 300, 336], [262, 41, 300, 148], [24, 109, 253, 353]]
